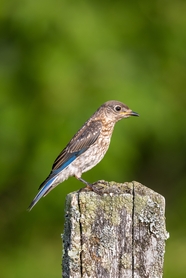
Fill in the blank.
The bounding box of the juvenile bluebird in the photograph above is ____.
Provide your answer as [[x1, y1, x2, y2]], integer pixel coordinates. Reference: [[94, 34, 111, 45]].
[[28, 100, 139, 210]]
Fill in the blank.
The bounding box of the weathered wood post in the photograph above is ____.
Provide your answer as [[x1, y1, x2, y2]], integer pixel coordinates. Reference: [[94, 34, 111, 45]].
[[62, 181, 169, 278]]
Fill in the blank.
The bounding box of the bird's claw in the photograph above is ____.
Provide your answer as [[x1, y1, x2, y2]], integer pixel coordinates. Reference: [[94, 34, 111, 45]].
[[88, 180, 108, 195]]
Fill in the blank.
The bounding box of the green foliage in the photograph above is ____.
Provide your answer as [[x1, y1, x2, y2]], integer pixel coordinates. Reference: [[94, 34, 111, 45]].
[[0, 0, 186, 277]]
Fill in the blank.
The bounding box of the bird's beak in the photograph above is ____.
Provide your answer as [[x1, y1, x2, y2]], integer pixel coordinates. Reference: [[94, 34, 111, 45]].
[[122, 109, 139, 117]]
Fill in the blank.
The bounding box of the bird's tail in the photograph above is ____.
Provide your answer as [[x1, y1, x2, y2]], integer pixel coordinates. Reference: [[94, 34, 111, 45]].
[[28, 176, 58, 211]]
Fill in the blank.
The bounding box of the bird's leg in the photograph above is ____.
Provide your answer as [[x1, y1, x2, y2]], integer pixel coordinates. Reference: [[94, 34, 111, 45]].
[[76, 176, 92, 187], [75, 176, 103, 195]]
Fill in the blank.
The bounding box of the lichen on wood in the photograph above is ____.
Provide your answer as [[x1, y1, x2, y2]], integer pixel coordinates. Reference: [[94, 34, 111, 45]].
[[62, 181, 168, 278]]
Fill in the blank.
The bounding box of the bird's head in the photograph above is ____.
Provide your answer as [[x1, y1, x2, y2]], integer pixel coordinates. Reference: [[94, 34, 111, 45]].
[[101, 100, 139, 122]]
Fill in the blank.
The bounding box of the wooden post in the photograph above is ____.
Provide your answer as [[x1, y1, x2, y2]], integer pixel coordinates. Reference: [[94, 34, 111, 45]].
[[62, 181, 169, 278]]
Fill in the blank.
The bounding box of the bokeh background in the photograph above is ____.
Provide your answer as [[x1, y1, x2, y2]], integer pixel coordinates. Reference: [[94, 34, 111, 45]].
[[1, 0, 186, 277]]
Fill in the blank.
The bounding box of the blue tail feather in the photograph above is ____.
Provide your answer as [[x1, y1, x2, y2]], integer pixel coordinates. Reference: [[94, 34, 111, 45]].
[[28, 151, 83, 210], [28, 176, 57, 211]]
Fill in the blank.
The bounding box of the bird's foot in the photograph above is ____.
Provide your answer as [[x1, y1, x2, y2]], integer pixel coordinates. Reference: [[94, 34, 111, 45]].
[[87, 183, 104, 195], [78, 183, 104, 195], [76, 176, 110, 195], [85, 180, 109, 195], [91, 180, 108, 193]]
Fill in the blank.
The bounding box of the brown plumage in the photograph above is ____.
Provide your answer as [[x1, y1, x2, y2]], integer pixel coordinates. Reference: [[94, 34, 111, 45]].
[[28, 100, 139, 210]]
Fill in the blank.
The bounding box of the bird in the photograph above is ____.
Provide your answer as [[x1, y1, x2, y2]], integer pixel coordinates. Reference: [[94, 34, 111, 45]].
[[28, 100, 139, 210]]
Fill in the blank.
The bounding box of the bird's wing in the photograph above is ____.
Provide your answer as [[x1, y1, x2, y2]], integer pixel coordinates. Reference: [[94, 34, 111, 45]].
[[28, 120, 102, 210], [38, 120, 102, 189]]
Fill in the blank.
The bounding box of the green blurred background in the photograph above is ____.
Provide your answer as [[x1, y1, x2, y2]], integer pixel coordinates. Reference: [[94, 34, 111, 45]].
[[1, 0, 186, 277]]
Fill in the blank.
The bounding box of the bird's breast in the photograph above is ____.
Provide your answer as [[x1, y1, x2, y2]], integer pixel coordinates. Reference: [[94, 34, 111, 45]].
[[70, 134, 111, 176]]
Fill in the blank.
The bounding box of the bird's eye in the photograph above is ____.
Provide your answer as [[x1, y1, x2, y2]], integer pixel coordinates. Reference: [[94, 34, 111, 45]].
[[114, 105, 121, 112]]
